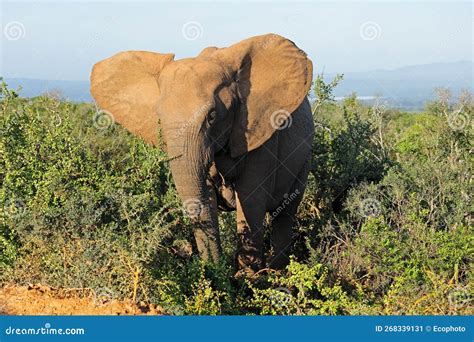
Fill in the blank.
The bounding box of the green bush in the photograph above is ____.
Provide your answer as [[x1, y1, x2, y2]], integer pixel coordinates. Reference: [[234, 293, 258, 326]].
[[248, 259, 353, 315], [0, 76, 472, 315]]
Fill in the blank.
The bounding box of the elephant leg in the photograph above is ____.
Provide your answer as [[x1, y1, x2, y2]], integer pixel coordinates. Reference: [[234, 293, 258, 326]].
[[235, 192, 267, 272], [232, 131, 278, 273], [269, 211, 297, 270], [269, 162, 309, 270]]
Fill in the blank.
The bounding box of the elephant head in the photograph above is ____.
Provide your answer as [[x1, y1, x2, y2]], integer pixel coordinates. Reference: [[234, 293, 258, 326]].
[[90, 34, 312, 263]]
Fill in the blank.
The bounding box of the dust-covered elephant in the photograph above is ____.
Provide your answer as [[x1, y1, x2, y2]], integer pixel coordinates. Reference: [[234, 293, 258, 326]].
[[90, 33, 314, 274]]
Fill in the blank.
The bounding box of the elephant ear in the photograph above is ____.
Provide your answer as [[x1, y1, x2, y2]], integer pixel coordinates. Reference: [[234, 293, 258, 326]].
[[211, 34, 313, 157], [90, 51, 174, 145], [198, 46, 218, 58]]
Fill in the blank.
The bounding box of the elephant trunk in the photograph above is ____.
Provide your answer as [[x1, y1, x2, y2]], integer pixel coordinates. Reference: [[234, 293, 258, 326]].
[[165, 124, 221, 263]]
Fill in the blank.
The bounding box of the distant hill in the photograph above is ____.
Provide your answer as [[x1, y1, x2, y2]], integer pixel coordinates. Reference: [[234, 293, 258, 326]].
[[4, 78, 92, 102], [325, 61, 473, 110], [4, 61, 473, 110]]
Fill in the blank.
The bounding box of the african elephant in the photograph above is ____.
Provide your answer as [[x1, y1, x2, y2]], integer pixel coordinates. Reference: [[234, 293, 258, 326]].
[[90, 34, 314, 273]]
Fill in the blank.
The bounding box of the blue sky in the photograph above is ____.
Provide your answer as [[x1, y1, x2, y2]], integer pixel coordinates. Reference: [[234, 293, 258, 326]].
[[1, 1, 472, 81]]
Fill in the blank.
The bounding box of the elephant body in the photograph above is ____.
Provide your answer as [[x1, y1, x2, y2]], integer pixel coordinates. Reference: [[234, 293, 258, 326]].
[[213, 99, 314, 270], [90, 34, 314, 273]]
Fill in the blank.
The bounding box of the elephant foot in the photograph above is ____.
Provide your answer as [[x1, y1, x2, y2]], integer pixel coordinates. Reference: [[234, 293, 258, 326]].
[[233, 267, 256, 280], [236, 248, 264, 272], [193, 225, 222, 263], [269, 253, 290, 270]]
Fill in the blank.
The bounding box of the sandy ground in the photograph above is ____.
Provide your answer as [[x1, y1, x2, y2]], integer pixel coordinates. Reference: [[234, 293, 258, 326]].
[[0, 284, 165, 315]]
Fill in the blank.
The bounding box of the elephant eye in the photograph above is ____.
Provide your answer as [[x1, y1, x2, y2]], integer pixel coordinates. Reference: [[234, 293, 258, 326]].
[[207, 110, 217, 125]]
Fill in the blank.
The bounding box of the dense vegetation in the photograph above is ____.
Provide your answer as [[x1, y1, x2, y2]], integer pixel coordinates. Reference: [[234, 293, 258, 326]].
[[1, 77, 472, 315]]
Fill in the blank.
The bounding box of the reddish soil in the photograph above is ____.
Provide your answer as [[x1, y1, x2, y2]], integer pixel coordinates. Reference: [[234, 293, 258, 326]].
[[0, 284, 165, 315]]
